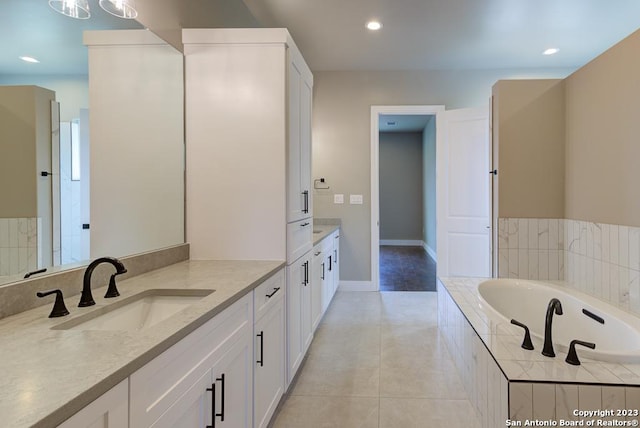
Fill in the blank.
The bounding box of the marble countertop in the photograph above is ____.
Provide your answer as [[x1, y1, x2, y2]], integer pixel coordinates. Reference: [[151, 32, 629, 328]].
[[312, 224, 340, 245], [0, 259, 285, 428], [439, 277, 640, 386]]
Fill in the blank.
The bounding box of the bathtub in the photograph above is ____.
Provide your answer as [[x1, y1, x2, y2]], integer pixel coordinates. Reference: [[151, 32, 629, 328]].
[[477, 279, 640, 364]]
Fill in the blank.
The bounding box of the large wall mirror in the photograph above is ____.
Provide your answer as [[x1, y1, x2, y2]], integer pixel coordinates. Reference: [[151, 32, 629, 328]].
[[0, 0, 185, 286]]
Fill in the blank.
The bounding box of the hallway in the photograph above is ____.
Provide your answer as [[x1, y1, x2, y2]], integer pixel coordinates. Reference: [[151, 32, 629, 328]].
[[272, 291, 480, 427], [379, 246, 436, 292]]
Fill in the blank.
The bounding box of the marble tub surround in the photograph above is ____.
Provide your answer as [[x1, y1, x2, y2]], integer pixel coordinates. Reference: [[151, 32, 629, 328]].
[[438, 277, 640, 425], [0, 243, 190, 320], [0, 258, 285, 428], [498, 218, 640, 316]]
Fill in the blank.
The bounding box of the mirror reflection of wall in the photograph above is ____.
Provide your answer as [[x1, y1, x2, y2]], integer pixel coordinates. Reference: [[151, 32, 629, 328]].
[[59, 114, 90, 265]]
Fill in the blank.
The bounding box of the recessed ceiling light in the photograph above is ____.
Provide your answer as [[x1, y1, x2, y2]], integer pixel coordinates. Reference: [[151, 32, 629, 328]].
[[367, 21, 382, 31], [19, 56, 40, 63], [543, 48, 559, 56]]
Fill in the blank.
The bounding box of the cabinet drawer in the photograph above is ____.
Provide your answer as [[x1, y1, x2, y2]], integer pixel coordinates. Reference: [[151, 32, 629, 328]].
[[129, 293, 252, 428], [287, 218, 313, 263], [254, 269, 285, 320]]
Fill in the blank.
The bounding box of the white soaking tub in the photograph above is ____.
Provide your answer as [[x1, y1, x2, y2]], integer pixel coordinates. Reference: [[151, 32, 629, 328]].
[[477, 279, 640, 363]]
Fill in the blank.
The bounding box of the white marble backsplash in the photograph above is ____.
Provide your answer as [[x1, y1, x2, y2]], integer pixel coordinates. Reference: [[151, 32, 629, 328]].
[[0, 217, 40, 277], [498, 218, 640, 316]]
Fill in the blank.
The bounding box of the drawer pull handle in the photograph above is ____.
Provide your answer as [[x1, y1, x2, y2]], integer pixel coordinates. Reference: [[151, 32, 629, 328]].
[[206, 383, 216, 428], [314, 251, 321, 256], [257, 331, 264, 367], [302, 190, 309, 214], [300, 222, 310, 227], [216, 374, 225, 422], [321, 262, 325, 280], [328, 255, 332, 272], [266, 287, 280, 298]]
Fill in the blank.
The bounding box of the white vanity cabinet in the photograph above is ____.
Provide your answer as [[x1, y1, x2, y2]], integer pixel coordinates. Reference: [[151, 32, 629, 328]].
[[253, 271, 285, 428], [129, 293, 253, 428], [311, 244, 325, 331], [57, 380, 128, 428]]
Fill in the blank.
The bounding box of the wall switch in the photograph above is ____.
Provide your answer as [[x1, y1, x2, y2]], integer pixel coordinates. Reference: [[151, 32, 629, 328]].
[[350, 194, 363, 204], [334, 194, 344, 204]]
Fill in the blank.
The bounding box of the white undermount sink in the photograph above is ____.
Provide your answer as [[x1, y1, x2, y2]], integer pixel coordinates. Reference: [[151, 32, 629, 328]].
[[53, 289, 214, 331]]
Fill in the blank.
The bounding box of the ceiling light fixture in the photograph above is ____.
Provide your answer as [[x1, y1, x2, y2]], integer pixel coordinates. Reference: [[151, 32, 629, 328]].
[[19, 56, 40, 63], [367, 21, 382, 31], [48, 0, 90, 19], [543, 48, 560, 56], [99, 0, 138, 19]]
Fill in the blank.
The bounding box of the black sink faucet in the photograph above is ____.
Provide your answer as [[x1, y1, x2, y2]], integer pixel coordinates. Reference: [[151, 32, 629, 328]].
[[79, 257, 127, 307], [542, 298, 563, 357]]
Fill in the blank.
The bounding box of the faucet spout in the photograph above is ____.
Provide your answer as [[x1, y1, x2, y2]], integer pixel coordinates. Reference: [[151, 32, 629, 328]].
[[542, 298, 563, 357], [79, 257, 127, 307]]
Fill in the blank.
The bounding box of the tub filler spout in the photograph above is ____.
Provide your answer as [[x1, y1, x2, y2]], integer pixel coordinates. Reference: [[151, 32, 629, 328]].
[[542, 298, 563, 357]]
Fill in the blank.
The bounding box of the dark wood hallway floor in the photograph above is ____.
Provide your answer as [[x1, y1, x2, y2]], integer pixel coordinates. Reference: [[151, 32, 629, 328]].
[[379, 246, 437, 292]]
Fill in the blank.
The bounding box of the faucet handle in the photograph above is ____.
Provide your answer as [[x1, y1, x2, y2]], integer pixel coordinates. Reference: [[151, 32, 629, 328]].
[[36, 289, 70, 318], [104, 272, 125, 299], [565, 339, 596, 366], [510, 319, 534, 350]]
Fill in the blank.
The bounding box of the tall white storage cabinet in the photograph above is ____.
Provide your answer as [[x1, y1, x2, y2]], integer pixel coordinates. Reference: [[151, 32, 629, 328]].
[[183, 28, 313, 392], [184, 28, 312, 261]]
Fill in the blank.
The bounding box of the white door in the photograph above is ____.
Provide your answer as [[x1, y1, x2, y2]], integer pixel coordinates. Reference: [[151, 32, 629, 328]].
[[437, 107, 492, 277]]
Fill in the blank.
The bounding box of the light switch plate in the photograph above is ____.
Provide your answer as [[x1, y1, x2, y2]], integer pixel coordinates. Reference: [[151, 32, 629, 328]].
[[350, 194, 363, 204], [334, 194, 344, 204]]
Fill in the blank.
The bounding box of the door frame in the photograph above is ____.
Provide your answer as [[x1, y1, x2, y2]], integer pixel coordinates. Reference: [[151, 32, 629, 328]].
[[370, 105, 445, 291]]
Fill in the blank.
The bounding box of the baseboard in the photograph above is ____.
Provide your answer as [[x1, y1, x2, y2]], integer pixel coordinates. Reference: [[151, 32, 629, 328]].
[[380, 239, 424, 246], [338, 280, 377, 292], [424, 243, 437, 262]]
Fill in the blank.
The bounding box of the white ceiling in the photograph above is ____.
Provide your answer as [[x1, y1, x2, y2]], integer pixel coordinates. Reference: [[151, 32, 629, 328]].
[[4, 0, 640, 76], [244, 0, 640, 71], [0, 0, 142, 76]]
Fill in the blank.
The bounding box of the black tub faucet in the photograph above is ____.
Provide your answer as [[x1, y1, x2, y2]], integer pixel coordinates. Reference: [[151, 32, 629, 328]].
[[542, 298, 563, 357], [79, 257, 127, 307]]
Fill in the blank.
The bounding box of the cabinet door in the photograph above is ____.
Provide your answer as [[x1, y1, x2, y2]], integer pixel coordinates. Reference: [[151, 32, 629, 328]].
[[149, 370, 212, 428], [254, 296, 285, 428], [210, 333, 253, 428], [299, 75, 312, 218], [287, 59, 304, 223], [332, 232, 340, 299], [58, 380, 128, 428], [311, 248, 324, 331], [286, 253, 312, 387]]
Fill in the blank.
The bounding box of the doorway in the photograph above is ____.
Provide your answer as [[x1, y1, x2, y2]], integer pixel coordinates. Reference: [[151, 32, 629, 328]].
[[378, 114, 437, 291], [371, 105, 492, 291]]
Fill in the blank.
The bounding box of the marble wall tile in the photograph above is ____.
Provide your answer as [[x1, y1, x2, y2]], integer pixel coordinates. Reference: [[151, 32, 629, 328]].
[[518, 218, 528, 249], [630, 227, 640, 271], [510, 383, 533, 421], [499, 218, 640, 315], [508, 218, 519, 249], [626, 387, 640, 413], [578, 385, 602, 409], [611, 225, 620, 265], [532, 383, 556, 420], [555, 384, 579, 421], [602, 387, 626, 422], [528, 219, 539, 250]]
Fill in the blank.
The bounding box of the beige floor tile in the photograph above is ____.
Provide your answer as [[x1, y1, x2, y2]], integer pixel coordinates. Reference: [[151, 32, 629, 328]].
[[380, 292, 438, 326], [379, 361, 468, 399], [272, 395, 379, 428], [291, 354, 380, 397], [311, 324, 381, 358], [379, 397, 481, 428]]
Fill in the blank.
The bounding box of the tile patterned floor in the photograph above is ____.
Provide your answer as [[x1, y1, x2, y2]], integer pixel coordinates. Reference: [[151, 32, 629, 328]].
[[272, 291, 481, 428], [379, 246, 437, 292]]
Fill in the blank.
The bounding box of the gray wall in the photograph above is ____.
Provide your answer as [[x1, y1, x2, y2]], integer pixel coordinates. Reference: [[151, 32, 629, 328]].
[[311, 68, 575, 282], [379, 132, 423, 241], [422, 117, 436, 255]]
